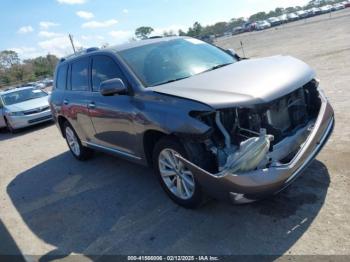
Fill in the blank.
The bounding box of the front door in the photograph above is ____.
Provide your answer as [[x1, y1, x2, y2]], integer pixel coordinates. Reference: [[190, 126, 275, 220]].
[[87, 55, 138, 156]]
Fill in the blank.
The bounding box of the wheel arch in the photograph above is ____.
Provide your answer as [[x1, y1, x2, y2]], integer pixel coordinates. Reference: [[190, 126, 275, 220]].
[[142, 130, 168, 166], [57, 115, 69, 138]]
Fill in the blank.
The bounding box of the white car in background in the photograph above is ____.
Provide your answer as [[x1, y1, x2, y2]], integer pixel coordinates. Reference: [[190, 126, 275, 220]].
[[0, 87, 52, 132], [296, 10, 308, 18], [278, 14, 288, 23], [287, 13, 299, 21], [255, 20, 271, 30], [320, 5, 333, 13], [333, 3, 345, 10]]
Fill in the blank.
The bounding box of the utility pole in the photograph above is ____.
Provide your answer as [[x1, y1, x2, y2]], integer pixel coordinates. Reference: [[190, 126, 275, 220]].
[[68, 34, 76, 54], [240, 40, 246, 58]]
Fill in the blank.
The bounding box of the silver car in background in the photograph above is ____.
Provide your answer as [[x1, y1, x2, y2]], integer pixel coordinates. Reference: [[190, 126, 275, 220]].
[[0, 87, 52, 132], [256, 20, 271, 30]]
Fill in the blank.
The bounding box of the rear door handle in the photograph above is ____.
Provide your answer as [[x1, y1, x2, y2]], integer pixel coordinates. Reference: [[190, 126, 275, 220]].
[[63, 99, 69, 105], [87, 102, 96, 109]]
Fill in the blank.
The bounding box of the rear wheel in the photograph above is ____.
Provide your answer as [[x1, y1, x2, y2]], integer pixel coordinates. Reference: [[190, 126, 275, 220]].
[[153, 137, 204, 208], [63, 121, 93, 161]]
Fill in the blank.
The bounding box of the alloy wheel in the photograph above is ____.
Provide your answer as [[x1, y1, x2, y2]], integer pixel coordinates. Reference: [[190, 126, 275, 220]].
[[158, 148, 195, 200], [65, 126, 80, 156]]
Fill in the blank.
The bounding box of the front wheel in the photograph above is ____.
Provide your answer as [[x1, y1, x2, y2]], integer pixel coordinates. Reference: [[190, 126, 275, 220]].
[[64, 122, 93, 161], [153, 137, 204, 208], [5, 117, 16, 133]]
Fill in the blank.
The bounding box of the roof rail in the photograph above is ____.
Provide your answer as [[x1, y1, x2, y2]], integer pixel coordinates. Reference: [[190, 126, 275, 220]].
[[148, 36, 163, 39], [60, 47, 99, 62]]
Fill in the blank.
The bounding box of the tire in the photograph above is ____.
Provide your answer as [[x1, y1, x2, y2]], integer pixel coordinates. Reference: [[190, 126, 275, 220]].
[[63, 121, 93, 161], [153, 137, 205, 208], [5, 117, 16, 134]]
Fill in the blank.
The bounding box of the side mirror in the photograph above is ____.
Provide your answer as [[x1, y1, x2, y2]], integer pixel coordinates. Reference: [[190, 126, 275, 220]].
[[100, 78, 127, 96]]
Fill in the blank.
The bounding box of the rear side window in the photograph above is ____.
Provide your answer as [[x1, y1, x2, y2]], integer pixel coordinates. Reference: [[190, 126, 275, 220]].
[[91, 56, 124, 91], [55, 64, 68, 90], [71, 58, 89, 91]]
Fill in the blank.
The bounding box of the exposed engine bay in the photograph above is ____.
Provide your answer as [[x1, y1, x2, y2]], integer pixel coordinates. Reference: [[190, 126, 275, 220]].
[[193, 80, 322, 175]]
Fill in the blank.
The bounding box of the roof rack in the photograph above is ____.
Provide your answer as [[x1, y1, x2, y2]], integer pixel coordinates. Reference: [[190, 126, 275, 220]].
[[60, 47, 99, 62]]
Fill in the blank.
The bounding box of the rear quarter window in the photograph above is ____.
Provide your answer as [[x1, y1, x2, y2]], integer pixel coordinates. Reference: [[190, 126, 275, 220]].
[[55, 64, 68, 90]]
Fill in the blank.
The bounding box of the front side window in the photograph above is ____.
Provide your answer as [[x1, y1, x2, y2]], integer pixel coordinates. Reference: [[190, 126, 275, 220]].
[[71, 58, 89, 91], [56, 64, 68, 90], [1, 88, 48, 106], [118, 38, 237, 87], [91, 56, 124, 91]]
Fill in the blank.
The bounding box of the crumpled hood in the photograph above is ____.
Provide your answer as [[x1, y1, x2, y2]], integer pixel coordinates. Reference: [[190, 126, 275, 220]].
[[148, 55, 316, 108], [5, 96, 49, 112]]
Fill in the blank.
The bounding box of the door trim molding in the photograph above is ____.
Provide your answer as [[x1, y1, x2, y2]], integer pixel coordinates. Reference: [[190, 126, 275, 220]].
[[82, 140, 141, 160]]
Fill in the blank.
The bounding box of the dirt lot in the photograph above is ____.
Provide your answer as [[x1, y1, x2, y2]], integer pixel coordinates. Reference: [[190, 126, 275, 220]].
[[1, 9, 350, 259]]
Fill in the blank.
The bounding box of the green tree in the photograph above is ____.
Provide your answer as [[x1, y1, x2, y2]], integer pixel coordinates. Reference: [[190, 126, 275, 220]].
[[228, 17, 245, 30], [212, 22, 228, 35], [0, 50, 20, 69], [249, 11, 268, 21], [274, 7, 285, 16], [285, 7, 297, 13], [163, 30, 175, 37], [135, 26, 154, 39], [0, 51, 59, 88], [187, 22, 203, 37], [24, 54, 59, 78], [178, 29, 186, 36]]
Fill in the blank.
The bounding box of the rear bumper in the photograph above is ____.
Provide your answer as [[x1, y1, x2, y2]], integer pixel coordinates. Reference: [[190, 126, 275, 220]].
[[7, 110, 53, 129], [177, 91, 334, 203]]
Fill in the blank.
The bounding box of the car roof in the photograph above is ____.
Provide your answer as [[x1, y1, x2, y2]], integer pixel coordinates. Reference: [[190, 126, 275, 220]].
[[108, 36, 187, 52], [59, 36, 190, 64], [0, 86, 35, 95]]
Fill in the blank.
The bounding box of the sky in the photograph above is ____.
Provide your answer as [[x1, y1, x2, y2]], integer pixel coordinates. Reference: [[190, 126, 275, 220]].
[[0, 0, 310, 59]]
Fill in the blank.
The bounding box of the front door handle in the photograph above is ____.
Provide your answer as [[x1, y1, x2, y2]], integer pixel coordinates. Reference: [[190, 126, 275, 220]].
[[87, 102, 96, 109], [63, 99, 69, 105]]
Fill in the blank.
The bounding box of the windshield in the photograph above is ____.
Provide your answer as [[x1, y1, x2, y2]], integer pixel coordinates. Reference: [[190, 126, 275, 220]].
[[118, 38, 237, 87], [1, 88, 48, 106]]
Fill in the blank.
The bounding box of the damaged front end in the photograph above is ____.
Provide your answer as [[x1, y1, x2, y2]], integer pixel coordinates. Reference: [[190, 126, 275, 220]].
[[177, 80, 334, 203]]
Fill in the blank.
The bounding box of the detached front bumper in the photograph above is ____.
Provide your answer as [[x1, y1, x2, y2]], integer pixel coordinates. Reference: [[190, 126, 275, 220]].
[[177, 91, 334, 203]]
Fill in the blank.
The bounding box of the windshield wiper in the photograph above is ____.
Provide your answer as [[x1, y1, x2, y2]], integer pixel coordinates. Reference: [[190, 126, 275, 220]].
[[202, 63, 233, 73], [153, 76, 191, 86]]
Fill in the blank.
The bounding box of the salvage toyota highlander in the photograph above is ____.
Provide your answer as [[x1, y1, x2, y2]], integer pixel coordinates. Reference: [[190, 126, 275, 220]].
[[50, 36, 334, 208]]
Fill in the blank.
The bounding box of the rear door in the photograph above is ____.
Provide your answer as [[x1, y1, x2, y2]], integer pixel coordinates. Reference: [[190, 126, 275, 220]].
[[87, 55, 138, 155], [61, 57, 95, 142]]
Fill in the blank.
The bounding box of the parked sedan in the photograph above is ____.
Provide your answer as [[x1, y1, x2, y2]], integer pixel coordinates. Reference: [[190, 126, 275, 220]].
[[0, 87, 52, 132], [333, 3, 345, 11], [255, 20, 271, 30], [320, 5, 333, 13], [296, 10, 308, 18], [278, 14, 289, 23], [267, 17, 281, 26], [287, 13, 299, 21]]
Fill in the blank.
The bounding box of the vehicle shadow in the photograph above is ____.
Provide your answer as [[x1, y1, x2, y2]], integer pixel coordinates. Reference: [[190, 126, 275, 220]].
[[0, 219, 26, 261], [0, 121, 54, 141], [6, 152, 330, 259]]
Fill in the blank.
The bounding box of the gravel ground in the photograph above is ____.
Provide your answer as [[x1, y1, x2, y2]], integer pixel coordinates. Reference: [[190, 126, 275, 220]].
[[0, 9, 349, 260]]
